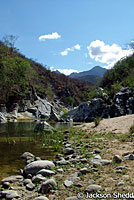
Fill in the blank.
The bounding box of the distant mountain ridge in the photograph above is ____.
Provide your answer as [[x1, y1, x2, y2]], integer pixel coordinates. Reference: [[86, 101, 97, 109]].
[[69, 66, 107, 78], [69, 66, 107, 84]]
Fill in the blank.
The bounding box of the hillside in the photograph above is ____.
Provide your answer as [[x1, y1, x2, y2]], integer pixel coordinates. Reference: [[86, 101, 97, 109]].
[[73, 74, 101, 84], [0, 41, 91, 109], [100, 53, 134, 95]]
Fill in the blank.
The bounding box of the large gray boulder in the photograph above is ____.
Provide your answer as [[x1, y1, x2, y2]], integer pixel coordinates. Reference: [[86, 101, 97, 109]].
[[68, 98, 109, 122], [35, 98, 52, 119], [24, 160, 55, 175]]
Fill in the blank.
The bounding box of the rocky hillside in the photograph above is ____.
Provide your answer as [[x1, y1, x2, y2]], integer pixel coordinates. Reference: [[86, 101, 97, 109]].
[[100, 53, 134, 96], [0, 41, 91, 111]]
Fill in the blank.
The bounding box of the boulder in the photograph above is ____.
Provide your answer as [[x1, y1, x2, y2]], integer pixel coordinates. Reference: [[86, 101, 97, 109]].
[[37, 169, 55, 177], [0, 112, 7, 123], [40, 179, 57, 194], [0, 190, 20, 199], [1, 175, 23, 184], [34, 121, 54, 133], [24, 160, 55, 175]]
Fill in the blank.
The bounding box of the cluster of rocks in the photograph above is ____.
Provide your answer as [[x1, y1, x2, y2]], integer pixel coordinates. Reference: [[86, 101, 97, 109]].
[[0, 95, 65, 123], [68, 87, 134, 122]]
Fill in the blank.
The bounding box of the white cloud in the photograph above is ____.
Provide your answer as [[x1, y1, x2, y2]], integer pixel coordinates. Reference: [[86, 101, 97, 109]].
[[50, 66, 79, 75], [87, 40, 133, 69], [74, 44, 81, 50], [57, 69, 79, 75], [39, 32, 61, 41], [60, 44, 81, 56]]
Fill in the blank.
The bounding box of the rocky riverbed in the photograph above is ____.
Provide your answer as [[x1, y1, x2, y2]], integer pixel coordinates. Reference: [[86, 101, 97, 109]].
[[1, 115, 134, 199]]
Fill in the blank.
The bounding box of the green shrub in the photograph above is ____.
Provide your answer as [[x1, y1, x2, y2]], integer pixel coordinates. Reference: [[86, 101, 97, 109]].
[[94, 117, 102, 127]]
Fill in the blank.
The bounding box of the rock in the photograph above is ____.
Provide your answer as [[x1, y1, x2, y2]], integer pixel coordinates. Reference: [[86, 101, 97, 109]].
[[100, 159, 112, 165], [1, 175, 23, 184], [35, 98, 52, 119], [64, 148, 75, 155], [124, 154, 134, 160], [0, 112, 7, 123], [88, 179, 95, 185], [80, 167, 88, 174], [21, 152, 35, 163], [37, 169, 55, 177], [34, 121, 54, 132], [118, 181, 124, 186], [0, 190, 20, 199], [113, 155, 122, 163], [32, 174, 47, 182], [26, 182, 35, 191], [56, 160, 69, 165], [80, 158, 87, 163], [93, 149, 101, 154], [85, 184, 102, 193], [23, 179, 32, 186], [2, 181, 10, 189], [34, 197, 49, 200], [64, 180, 73, 187], [40, 179, 57, 194], [65, 196, 79, 200], [57, 168, 63, 173], [24, 160, 55, 175]]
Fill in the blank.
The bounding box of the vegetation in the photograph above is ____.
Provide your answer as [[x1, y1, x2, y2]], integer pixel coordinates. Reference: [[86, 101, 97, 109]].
[[0, 36, 92, 108], [100, 53, 134, 96], [94, 117, 102, 127]]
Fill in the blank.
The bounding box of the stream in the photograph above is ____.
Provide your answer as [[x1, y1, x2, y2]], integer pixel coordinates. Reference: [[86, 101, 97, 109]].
[[0, 121, 72, 180]]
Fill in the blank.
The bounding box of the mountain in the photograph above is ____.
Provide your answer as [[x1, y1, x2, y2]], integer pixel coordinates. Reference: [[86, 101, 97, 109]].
[[74, 74, 102, 84], [69, 66, 107, 84]]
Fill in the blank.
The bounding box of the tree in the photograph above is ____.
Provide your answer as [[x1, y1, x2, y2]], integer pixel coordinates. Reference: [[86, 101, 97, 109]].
[[2, 34, 18, 55], [65, 96, 75, 108]]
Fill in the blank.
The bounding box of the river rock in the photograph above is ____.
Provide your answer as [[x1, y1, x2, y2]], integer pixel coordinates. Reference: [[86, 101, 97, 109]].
[[1, 175, 23, 184], [0, 190, 20, 199], [26, 182, 35, 191], [37, 169, 55, 177], [64, 180, 73, 187], [34, 196, 49, 200], [113, 155, 122, 163], [64, 148, 75, 155], [23, 179, 32, 186], [124, 154, 134, 160], [40, 179, 57, 194], [65, 197, 79, 200], [85, 184, 102, 193], [24, 160, 55, 175], [32, 174, 47, 182]]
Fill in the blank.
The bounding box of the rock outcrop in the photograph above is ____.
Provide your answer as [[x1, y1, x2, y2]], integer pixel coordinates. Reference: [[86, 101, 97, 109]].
[[68, 87, 134, 122]]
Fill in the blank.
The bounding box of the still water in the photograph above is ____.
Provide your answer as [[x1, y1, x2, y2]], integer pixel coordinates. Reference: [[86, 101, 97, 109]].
[[0, 122, 72, 180]]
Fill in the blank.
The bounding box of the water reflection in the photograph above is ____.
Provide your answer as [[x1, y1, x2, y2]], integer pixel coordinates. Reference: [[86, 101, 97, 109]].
[[0, 121, 72, 180]]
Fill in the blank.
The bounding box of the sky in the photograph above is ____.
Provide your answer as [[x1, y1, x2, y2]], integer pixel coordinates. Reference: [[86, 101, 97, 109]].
[[0, 0, 134, 75]]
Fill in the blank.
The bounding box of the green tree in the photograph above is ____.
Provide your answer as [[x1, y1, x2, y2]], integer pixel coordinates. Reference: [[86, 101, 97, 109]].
[[0, 56, 34, 103]]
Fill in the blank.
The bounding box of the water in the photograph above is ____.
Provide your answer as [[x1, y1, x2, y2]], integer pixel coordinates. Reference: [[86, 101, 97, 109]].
[[0, 121, 72, 180]]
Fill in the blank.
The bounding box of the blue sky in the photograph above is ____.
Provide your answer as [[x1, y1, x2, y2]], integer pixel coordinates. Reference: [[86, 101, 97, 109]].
[[0, 0, 134, 75]]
